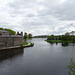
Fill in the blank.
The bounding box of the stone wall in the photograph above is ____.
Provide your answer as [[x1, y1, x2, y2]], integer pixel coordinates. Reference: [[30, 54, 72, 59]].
[[0, 30, 10, 35], [13, 37, 24, 46], [0, 35, 24, 48]]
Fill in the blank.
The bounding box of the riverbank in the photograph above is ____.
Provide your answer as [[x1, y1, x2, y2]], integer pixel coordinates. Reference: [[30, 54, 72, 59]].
[[46, 40, 73, 43], [0, 42, 34, 51]]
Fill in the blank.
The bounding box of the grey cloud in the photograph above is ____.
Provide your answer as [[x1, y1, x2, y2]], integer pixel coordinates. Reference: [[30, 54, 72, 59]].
[[9, 0, 36, 8], [1, 0, 75, 36], [0, 22, 17, 31], [9, 0, 75, 21], [52, 0, 75, 21], [9, 0, 37, 15], [26, 14, 36, 17], [37, 0, 75, 21], [21, 16, 56, 27]]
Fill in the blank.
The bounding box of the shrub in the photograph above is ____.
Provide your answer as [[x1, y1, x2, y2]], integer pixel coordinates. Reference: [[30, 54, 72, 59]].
[[67, 59, 75, 75]]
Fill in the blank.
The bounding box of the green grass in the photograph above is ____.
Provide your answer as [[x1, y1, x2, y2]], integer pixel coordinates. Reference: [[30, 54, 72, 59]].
[[46, 40, 62, 43], [23, 42, 28, 45], [30, 43, 34, 46], [21, 42, 34, 47], [46, 40, 73, 43]]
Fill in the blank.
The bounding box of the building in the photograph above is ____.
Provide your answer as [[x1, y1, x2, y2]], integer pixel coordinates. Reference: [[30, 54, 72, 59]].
[[0, 30, 10, 35], [0, 30, 24, 48]]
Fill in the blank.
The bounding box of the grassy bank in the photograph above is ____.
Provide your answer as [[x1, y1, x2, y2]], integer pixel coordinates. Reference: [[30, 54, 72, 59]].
[[21, 42, 34, 47], [46, 40, 73, 43], [23, 42, 28, 45]]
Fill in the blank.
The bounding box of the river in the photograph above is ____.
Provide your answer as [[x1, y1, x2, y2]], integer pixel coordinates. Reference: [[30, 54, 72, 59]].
[[0, 38, 75, 75]]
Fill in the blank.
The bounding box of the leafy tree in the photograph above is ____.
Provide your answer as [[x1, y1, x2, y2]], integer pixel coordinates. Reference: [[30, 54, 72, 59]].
[[72, 37, 75, 43], [70, 31, 75, 36], [28, 33, 32, 39], [65, 32, 70, 36], [62, 35, 69, 41], [24, 32, 27, 39], [47, 35, 54, 40]]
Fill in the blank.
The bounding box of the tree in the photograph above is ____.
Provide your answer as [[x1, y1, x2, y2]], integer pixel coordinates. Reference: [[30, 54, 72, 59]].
[[72, 37, 75, 43], [28, 33, 32, 39], [67, 59, 75, 75], [65, 32, 70, 36], [24, 32, 27, 39], [70, 31, 75, 36], [62, 35, 69, 41]]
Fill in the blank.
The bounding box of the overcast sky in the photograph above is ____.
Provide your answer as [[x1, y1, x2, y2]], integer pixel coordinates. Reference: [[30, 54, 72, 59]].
[[0, 0, 75, 36]]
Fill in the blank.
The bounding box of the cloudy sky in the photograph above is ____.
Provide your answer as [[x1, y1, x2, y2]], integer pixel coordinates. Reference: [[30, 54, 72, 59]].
[[0, 0, 75, 36]]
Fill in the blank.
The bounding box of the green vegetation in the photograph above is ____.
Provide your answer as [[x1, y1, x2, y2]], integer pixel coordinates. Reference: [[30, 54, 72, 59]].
[[30, 43, 34, 46], [46, 40, 62, 43], [24, 32, 32, 39], [28, 33, 32, 39], [46, 33, 75, 43], [46, 40, 72, 43], [5, 28, 16, 35], [24, 32, 28, 39], [21, 42, 28, 47], [23, 42, 28, 45], [67, 59, 75, 75], [21, 42, 34, 47], [0, 28, 16, 35]]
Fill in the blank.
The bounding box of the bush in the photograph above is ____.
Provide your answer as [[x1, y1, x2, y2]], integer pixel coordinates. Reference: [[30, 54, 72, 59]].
[[67, 59, 75, 75], [0, 28, 16, 35]]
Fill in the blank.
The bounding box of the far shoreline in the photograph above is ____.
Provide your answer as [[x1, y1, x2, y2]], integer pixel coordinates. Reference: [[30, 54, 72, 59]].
[[45, 40, 73, 43]]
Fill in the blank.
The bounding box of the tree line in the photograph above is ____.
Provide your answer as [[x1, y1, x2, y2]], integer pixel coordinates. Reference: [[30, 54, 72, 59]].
[[47, 31, 75, 43]]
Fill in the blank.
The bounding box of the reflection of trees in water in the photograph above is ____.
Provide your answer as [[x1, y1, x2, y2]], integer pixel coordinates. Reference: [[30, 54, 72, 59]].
[[61, 43, 69, 46], [0, 48, 24, 61], [50, 42, 54, 45], [56, 42, 58, 45], [62, 43, 75, 46], [49, 42, 75, 47], [67, 58, 75, 75]]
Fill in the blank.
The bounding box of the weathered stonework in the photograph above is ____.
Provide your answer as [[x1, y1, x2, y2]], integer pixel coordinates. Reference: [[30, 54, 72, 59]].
[[0, 30, 10, 35], [0, 30, 24, 48]]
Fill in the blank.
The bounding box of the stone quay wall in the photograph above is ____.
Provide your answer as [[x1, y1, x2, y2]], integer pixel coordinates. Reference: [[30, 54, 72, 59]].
[[0, 30, 10, 35], [0, 35, 24, 48]]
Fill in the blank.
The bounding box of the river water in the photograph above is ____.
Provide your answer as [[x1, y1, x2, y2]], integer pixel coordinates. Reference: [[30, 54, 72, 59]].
[[0, 38, 75, 75]]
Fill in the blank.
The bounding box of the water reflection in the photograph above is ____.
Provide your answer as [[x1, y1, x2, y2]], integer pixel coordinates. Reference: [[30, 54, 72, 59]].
[[49, 42, 54, 45], [61, 43, 69, 46], [0, 38, 75, 75], [49, 42, 75, 47], [0, 48, 24, 61], [56, 42, 58, 45]]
